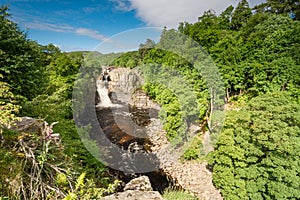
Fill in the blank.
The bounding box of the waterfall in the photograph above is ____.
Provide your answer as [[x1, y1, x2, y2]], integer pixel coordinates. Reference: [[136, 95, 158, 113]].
[[96, 79, 112, 107]]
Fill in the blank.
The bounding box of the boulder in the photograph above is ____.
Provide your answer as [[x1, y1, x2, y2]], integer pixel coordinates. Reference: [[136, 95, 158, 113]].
[[101, 176, 164, 200], [100, 190, 164, 200], [9, 117, 45, 134], [9, 117, 59, 139], [124, 176, 153, 191]]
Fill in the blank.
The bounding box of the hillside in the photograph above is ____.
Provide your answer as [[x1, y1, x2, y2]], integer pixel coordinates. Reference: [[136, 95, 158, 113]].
[[0, 1, 300, 199]]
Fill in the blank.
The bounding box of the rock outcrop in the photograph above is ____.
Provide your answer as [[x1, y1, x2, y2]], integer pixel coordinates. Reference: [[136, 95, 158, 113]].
[[124, 176, 153, 191], [101, 176, 164, 200], [9, 117, 60, 140], [163, 161, 222, 200], [10, 117, 45, 134], [100, 190, 164, 200], [103, 67, 222, 200], [108, 68, 142, 96]]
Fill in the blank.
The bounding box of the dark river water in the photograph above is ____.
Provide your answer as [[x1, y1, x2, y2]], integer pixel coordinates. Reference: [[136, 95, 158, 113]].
[[95, 90, 171, 193]]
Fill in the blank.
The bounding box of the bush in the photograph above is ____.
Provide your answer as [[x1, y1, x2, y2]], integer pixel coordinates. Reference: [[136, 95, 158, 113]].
[[163, 188, 199, 200], [182, 135, 203, 160], [209, 92, 300, 199]]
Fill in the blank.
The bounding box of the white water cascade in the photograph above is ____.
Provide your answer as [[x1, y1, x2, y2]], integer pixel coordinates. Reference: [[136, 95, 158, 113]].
[[96, 79, 112, 107]]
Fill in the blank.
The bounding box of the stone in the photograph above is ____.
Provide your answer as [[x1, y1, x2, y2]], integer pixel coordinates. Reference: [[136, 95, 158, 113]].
[[100, 190, 164, 200], [9, 117, 60, 140], [10, 117, 45, 134], [124, 176, 153, 191], [108, 68, 143, 94], [100, 67, 222, 200]]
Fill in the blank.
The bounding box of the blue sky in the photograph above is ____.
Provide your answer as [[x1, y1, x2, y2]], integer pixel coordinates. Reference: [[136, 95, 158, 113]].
[[1, 0, 265, 53]]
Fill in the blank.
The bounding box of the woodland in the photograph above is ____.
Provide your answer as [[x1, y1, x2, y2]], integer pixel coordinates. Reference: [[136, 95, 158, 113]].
[[0, 0, 299, 199]]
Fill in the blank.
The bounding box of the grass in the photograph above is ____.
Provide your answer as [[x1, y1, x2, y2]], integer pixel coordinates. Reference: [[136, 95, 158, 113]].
[[163, 188, 199, 200]]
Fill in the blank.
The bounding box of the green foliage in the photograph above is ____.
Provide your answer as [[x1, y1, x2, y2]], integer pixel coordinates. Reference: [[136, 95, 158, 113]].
[[0, 126, 72, 199], [22, 86, 72, 122], [219, 5, 234, 29], [163, 188, 199, 200], [143, 83, 183, 142], [0, 75, 20, 132], [0, 125, 120, 199], [111, 51, 141, 68], [208, 13, 300, 100], [0, 5, 47, 100], [46, 51, 83, 99], [231, 0, 252, 30], [254, 0, 300, 20], [1, 2, 299, 199], [84, 51, 122, 67], [63, 176, 121, 200], [182, 135, 203, 160], [209, 92, 300, 199]]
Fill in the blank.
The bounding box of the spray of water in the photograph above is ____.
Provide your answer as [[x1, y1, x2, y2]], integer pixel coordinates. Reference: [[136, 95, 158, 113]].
[[96, 79, 112, 107]]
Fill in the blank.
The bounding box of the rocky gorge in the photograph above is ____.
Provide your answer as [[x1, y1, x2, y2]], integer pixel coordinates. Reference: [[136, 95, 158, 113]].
[[96, 67, 222, 200]]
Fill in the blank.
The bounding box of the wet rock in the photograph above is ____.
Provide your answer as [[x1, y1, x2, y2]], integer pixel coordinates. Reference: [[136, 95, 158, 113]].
[[98, 67, 222, 199], [124, 176, 153, 191]]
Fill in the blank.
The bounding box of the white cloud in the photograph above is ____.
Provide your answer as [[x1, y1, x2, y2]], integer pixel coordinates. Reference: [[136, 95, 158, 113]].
[[115, 0, 266, 28], [109, 0, 133, 11], [26, 21, 74, 33], [75, 28, 109, 41], [11, 6, 109, 42], [14, 16, 108, 42]]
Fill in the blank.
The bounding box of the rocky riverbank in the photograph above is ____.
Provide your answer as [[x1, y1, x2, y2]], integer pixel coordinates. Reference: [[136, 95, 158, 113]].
[[99, 67, 222, 200]]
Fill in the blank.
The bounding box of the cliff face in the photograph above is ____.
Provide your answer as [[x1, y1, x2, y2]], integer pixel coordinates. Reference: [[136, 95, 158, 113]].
[[101, 67, 222, 200], [108, 68, 143, 94], [107, 67, 160, 110]]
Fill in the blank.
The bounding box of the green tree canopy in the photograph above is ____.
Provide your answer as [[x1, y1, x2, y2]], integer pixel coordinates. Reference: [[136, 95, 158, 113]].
[[0, 74, 20, 133], [231, 0, 252, 30], [209, 92, 300, 199], [0, 5, 47, 100], [254, 0, 300, 20]]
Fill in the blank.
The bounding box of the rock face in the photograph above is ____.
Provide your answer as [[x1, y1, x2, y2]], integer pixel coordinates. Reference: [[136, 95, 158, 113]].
[[102, 67, 222, 200], [130, 89, 161, 110], [10, 117, 45, 134], [124, 176, 153, 191], [101, 176, 164, 200], [108, 68, 142, 94], [9, 117, 60, 140], [100, 190, 164, 200], [163, 161, 222, 200]]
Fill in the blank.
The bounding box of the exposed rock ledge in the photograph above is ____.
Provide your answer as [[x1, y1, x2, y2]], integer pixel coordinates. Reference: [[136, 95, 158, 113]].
[[101, 176, 164, 200], [101, 190, 163, 200], [105, 67, 222, 200]]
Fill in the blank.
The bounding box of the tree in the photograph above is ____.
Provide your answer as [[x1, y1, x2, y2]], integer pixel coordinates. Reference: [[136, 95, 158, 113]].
[[0, 74, 20, 135], [231, 0, 252, 30], [198, 9, 218, 27], [219, 5, 235, 29], [254, 0, 300, 20], [0, 5, 47, 100], [209, 92, 300, 199]]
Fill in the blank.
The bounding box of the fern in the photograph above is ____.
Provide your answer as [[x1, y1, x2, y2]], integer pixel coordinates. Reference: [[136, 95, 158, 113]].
[[75, 172, 86, 190]]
